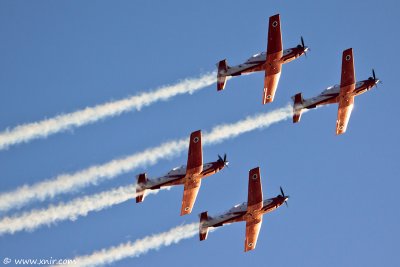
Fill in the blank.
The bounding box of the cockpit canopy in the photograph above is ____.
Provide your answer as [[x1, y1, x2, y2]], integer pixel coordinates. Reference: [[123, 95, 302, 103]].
[[167, 165, 186, 176], [246, 52, 266, 63], [225, 202, 246, 213], [321, 84, 340, 95]]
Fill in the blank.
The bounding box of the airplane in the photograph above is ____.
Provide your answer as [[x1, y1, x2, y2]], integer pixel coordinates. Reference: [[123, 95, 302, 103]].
[[216, 13, 309, 104], [135, 130, 229, 216], [292, 48, 381, 135], [199, 167, 289, 252]]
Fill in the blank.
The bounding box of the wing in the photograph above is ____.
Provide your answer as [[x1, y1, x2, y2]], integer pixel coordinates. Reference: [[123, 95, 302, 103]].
[[267, 14, 282, 56], [186, 130, 203, 176], [180, 179, 201, 216], [340, 48, 356, 91], [263, 14, 283, 104], [263, 68, 282, 104], [336, 95, 354, 135], [336, 48, 356, 135], [245, 216, 263, 252], [247, 167, 263, 212], [244, 167, 264, 251]]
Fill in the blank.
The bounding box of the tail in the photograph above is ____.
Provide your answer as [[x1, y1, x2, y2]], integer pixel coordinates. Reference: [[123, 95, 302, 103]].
[[292, 93, 304, 123], [217, 59, 228, 91], [136, 173, 148, 203], [199, 211, 210, 241]]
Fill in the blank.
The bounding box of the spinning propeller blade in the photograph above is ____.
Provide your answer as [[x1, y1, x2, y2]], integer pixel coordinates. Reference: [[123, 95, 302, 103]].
[[279, 186, 289, 207]]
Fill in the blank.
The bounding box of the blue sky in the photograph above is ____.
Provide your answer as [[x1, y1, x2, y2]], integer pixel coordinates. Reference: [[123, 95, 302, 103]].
[[0, 0, 399, 266]]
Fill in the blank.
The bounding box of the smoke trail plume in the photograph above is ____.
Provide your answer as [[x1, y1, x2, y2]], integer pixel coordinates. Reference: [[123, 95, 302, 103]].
[[0, 72, 215, 150], [0, 185, 167, 235], [0, 104, 292, 213], [55, 223, 198, 267], [0, 139, 187, 213]]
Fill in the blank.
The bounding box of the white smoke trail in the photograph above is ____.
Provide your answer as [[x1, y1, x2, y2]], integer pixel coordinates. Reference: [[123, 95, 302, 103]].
[[0, 139, 187, 213], [0, 72, 215, 150], [0, 185, 168, 235], [0, 104, 293, 213], [55, 223, 199, 267]]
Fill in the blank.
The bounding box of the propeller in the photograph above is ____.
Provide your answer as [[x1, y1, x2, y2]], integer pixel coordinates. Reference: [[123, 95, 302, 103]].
[[369, 69, 382, 87], [300, 36, 309, 57], [279, 186, 290, 207], [217, 153, 229, 167]]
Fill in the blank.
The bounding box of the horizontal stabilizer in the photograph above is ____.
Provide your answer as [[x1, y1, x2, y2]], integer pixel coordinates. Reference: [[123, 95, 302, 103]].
[[136, 173, 147, 203], [292, 93, 304, 123], [199, 211, 209, 241]]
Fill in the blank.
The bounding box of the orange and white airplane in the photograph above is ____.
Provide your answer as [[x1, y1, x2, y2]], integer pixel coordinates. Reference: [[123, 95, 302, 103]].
[[217, 14, 309, 104], [136, 130, 228, 216], [292, 48, 381, 135], [199, 167, 288, 252]]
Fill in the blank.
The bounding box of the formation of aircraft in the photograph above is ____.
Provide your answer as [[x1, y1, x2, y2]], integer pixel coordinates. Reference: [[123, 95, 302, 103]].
[[135, 13, 380, 252], [199, 167, 288, 252], [216, 14, 309, 104], [136, 130, 228, 215], [292, 48, 381, 134]]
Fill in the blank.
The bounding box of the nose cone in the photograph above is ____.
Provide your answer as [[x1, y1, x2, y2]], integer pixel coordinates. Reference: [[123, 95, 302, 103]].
[[304, 46, 309, 52], [277, 195, 289, 207], [216, 160, 228, 171], [220, 160, 229, 170]]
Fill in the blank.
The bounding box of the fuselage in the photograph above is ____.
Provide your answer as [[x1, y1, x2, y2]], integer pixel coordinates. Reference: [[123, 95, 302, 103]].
[[145, 160, 225, 190], [204, 196, 286, 228], [225, 46, 307, 77], [302, 78, 377, 109]]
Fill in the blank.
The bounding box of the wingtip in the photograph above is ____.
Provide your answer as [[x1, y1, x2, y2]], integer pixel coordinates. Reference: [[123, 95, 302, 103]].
[[269, 13, 280, 20], [343, 48, 353, 58], [180, 209, 191, 216], [336, 122, 347, 135], [190, 130, 202, 142], [249, 166, 260, 173], [244, 243, 256, 252], [344, 47, 353, 53], [191, 129, 202, 135], [263, 89, 274, 104], [262, 97, 274, 104], [180, 205, 192, 216]]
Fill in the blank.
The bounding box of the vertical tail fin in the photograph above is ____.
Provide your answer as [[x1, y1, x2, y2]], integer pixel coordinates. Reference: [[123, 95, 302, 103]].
[[199, 211, 209, 241], [136, 173, 147, 203], [217, 59, 228, 91], [292, 93, 304, 123]]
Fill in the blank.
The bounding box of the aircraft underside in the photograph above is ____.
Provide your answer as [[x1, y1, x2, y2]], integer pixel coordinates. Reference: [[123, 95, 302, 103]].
[[228, 62, 265, 76], [303, 94, 338, 109]]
